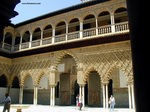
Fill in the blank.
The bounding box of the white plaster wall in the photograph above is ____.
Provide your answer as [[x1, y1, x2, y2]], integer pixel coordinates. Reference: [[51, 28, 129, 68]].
[[24, 76, 34, 89], [119, 70, 127, 87], [39, 75, 48, 89], [58, 63, 65, 72], [0, 88, 7, 104], [0, 87, 19, 104]]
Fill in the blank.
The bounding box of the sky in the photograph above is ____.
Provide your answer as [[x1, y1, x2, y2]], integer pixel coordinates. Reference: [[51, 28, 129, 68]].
[[11, 0, 81, 24]]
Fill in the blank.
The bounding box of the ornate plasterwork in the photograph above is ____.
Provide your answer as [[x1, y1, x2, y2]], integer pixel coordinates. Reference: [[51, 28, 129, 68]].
[[54, 50, 78, 69], [0, 41, 133, 86], [83, 49, 132, 84]]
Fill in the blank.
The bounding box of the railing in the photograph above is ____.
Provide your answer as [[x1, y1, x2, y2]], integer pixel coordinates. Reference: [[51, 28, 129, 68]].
[[67, 31, 80, 40], [31, 39, 41, 47], [3, 43, 12, 51], [14, 44, 19, 51], [98, 25, 111, 35], [115, 22, 129, 32], [83, 28, 96, 37], [42, 37, 52, 45], [21, 42, 29, 49], [55, 34, 66, 43], [1, 22, 129, 52]]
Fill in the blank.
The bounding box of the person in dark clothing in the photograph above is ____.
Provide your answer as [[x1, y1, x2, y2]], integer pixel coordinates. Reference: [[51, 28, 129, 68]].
[[76, 94, 79, 109], [2, 93, 11, 112]]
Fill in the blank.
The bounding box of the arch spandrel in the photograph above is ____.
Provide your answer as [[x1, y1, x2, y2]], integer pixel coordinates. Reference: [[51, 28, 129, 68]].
[[54, 50, 78, 69], [9, 74, 20, 86], [19, 71, 32, 86], [83, 66, 100, 83], [0, 64, 11, 85], [35, 70, 49, 85]]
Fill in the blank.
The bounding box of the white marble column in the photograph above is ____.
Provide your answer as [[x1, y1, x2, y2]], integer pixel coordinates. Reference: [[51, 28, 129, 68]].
[[29, 33, 32, 48], [82, 85, 85, 108], [33, 85, 38, 105], [128, 84, 132, 109], [110, 13, 115, 33], [79, 85, 82, 98], [95, 17, 98, 35], [106, 84, 109, 108], [131, 84, 135, 109], [80, 20, 83, 38], [50, 85, 55, 106], [66, 23, 68, 41], [40, 30, 43, 46], [102, 84, 106, 108], [52, 28, 55, 43], [50, 86, 53, 106], [19, 35, 22, 50], [49, 66, 57, 106], [19, 85, 24, 104], [52, 86, 55, 106]]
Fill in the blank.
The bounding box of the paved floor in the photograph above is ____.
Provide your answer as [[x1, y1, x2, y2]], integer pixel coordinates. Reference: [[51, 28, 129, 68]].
[[0, 104, 135, 112]]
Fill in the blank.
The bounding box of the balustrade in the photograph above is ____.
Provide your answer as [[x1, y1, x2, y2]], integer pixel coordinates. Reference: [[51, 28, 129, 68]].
[[1, 22, 129, 52]]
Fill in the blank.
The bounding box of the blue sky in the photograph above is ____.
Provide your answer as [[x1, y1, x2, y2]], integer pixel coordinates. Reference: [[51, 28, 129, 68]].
[[11, 0, 81, 24]]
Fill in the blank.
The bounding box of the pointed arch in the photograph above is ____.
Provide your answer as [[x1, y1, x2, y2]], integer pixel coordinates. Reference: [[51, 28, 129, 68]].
[[107, 66, 128, 81], [83, 66, 99, 83], [35, 70, 48, 85], [9, 74, 20, 87], [54, 50, 78, 69], [11, 76, 20, 88], [71, 76, 77, 90], [0, 74, 8, 87], [20, 71, 32, 86]]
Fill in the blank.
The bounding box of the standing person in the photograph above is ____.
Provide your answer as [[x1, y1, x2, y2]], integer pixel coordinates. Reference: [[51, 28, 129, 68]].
[[109, 95, 115, 112], [76, 94, 79, 109], [2, 93, 11, 112], [79, 95, 83, 110]]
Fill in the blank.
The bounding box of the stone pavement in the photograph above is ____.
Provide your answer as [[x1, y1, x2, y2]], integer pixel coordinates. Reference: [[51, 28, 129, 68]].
[[0, 104, 135, 112]]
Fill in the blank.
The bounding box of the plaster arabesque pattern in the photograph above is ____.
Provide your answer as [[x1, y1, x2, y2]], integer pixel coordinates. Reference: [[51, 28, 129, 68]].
[[0, 41, 133, 87]]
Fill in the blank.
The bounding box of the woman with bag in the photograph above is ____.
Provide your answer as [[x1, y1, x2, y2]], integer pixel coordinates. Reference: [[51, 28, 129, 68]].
[[109, 95, 115, 112], [78, 95, 83, 110]]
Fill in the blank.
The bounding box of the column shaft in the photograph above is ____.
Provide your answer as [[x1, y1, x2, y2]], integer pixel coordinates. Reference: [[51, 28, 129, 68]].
[[19, 86, 23, 104]]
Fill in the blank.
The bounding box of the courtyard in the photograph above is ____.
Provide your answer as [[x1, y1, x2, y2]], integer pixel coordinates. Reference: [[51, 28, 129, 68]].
[[0, 104, 135, 112]]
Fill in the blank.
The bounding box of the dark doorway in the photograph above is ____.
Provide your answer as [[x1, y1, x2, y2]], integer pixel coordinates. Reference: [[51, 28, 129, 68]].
[[108, 79, 113, 98], [59, 73, 70, 105], [85, 82, 88, 105], [88, 72, 101, 106], [74, 80, 79, 105], [0, 74, 7, 87], [12, 76, 19, 88]]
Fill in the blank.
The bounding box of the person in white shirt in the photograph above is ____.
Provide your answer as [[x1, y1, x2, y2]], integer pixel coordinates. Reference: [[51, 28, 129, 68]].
[[79, 95, 83, 110], [109, 95, 115, 112], [2, 93, 11, 112]]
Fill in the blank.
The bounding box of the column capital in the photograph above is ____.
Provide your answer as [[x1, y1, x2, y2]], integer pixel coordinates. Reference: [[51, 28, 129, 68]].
[[50, 66, 57, 73], [19, 84, 24, 88], [127, 80, 134, 86], [77, 67, 83, 71], [101, 81, 109, 85], [79, 83, 86, 87], [33, 84, 38, 87], [7, 84, 12, 87], [50, 84, 56, 87]]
